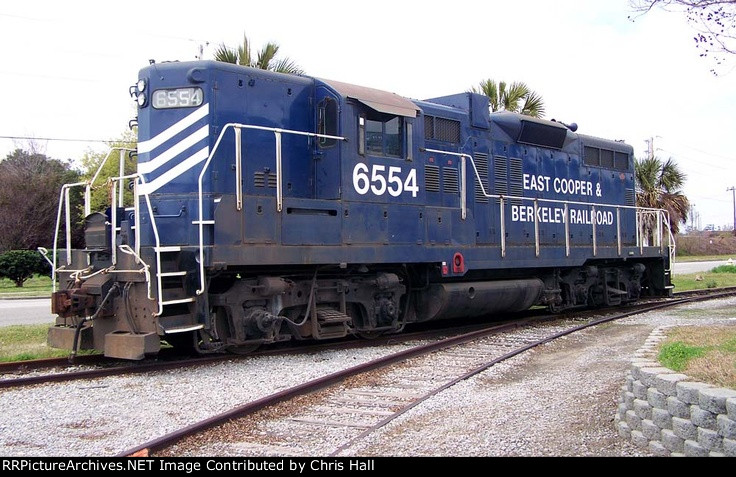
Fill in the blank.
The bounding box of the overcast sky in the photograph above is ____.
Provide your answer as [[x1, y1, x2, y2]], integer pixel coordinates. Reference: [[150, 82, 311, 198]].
[[1, 0, 734, 228]]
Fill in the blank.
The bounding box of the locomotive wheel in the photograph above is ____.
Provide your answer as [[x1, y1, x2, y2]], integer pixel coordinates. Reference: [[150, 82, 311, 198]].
[[211, 306, 261, 354]]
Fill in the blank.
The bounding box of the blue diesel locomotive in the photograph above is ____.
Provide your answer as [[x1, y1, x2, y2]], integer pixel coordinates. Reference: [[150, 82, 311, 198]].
[[47, 61, 674, 359]]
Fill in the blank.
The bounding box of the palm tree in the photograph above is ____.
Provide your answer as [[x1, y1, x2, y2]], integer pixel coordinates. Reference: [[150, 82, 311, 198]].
[[472, 79, 545, 118], [635, 156, 690, 236], [213, 33, 304, 75]]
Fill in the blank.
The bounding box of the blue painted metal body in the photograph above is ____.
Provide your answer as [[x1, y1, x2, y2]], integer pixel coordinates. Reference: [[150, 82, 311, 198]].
[[46, 60, 672, 359], [134, 60, 655, 276]]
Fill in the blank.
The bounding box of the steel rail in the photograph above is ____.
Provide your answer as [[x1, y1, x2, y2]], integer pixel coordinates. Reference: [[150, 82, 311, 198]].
[[116, 319, 529, 457], [0, 318, 532, 389], [4, 287, 735, 389], [329, 296, 710, 455], [0, 355, 229, 390], [116, 288, 736, 457]]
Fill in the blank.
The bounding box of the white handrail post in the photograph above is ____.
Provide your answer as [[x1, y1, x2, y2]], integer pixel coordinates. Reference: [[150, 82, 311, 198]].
[[637, 210, 643, 254], [616, 207, 622, 256], [275, 130, 283, 213], [534, 199, 540, 257], [500, 197, 506, 258], [134, 178, 141, 258], [564, 203, 570, 257], [52, 185, 66, 292], [64, 187, 72, 265], [118, 149, 125, 208], [111, 181, 118, 266], [591, 205, 597, 257], [235, 127, 243, 211], [460, 156, 467, 220], [84, 184, 91, 218]]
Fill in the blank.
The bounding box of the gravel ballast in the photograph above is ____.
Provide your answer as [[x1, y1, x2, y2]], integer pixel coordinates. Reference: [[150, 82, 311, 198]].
[[0, 343, 425, 456], [337, 298, 736, 456], [1, 297, 734, 456]]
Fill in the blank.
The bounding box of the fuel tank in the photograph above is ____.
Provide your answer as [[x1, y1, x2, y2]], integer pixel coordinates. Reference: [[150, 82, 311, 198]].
[[415, 279, 544, 322]]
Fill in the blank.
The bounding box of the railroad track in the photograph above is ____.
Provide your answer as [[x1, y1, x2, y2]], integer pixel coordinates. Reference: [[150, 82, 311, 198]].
[[0, 319, 532, 389], [1, 287, 732, 391], [117, 288, 736, 457]]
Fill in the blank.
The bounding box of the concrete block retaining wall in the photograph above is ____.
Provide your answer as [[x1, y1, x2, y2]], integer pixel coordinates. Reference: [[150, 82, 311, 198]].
[[615, 326, 736, 457]]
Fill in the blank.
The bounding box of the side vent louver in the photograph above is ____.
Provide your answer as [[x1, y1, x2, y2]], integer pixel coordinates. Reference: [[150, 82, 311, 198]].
[[425, 165, 440, 192], [254, 172, 277, 188], [493, 156, 508, 205], [443, 167, 459, 194], [625, 188, 636, 207], [474, 153, 489, 203], [509, 158, 524, 205]]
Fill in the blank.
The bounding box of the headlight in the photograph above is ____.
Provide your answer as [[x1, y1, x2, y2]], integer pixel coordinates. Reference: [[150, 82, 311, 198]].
[[137, 79, 146, 92], [136, 92, 147, 107]]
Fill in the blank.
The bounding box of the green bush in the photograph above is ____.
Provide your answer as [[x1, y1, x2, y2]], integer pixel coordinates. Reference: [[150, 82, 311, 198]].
[[0, 250, 49, 287]]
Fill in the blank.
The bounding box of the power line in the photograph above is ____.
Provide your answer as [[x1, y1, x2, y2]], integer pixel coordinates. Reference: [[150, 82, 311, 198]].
[[0, 70, 102, 83], [0, 135, 111, 144], [657, 148, 724, 169], [1, 10, 210, 47], [693, 194, 732, 204], [659, 138, 736, 162]]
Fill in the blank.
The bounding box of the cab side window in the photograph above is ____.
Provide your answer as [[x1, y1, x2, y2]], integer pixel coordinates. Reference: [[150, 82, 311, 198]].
[[359, 112, 403, 158], [318, 97, 338, 148]]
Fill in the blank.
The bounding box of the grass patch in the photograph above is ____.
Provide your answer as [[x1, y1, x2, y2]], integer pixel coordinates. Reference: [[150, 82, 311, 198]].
[[658, 342, 706, 371], [671, 271, 736, 291], [0, 275, 52, 297], [0, 323, 85, 362], [711, 265, 736, 274], [658, 326, 736, 389], [675, 254, 736, 263]]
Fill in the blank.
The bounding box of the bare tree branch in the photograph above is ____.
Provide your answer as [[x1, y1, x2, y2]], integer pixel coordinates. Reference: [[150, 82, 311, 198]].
[[630, 0, 736, 74]]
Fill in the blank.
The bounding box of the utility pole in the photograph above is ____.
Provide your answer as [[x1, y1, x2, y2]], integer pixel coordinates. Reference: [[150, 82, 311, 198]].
[[689, 204, 696, 231], [644, 137, 654, 159], [728, 187, 736, 233]]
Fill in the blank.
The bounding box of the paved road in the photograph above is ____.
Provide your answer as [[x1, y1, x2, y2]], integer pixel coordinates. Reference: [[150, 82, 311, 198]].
[[672, 260, 731, 275], [0, 298, 54, 327]]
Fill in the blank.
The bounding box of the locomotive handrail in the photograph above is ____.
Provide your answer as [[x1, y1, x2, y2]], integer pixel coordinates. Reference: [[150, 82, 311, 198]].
[[85, 147, 136, 216], [423, 147, 674, 258], [50, 180, 88, 292], [117, 172, 163, 313], [49, 147, 135, 292], [102, 172, 160, 312], [423, 148, 671, 213], [195, 123, 346, 295], [49, 167, 160, 308]]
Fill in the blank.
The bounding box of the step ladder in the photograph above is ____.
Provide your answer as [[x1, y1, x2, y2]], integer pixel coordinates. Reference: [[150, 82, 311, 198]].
[[154, 198, 217, 316], [154, 246, 196, 314]]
